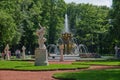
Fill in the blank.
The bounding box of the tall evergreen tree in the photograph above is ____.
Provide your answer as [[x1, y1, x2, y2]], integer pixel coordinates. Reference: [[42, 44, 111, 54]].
[[110, 0, 120, 44]]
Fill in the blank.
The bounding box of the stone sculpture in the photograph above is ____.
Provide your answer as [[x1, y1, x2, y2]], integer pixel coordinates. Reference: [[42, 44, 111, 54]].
[[4, 44, 10, 60], [36, 26, 46, 49], [22, 46, 26, 59], [35, 24, 49, 66]]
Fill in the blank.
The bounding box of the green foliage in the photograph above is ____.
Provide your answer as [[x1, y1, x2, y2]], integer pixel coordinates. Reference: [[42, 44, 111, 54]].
[[110, 0, 120, 45], [0, 61, 89, 70], [72, 61, 120, 66], [43, 0, 66, 44], [0, 0, 66, 53], [0, 10, 18, 45], [0, 0, 43, 52], [53, 69, 120, 80], [18, 0, 42, 51], [0, 1, 22, 51], [0, 0, 113, 55], [67, 3, 110, 53]]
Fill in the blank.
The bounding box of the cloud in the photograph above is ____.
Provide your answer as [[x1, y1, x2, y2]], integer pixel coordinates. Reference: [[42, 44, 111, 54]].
[[64, 0, 112, 7]]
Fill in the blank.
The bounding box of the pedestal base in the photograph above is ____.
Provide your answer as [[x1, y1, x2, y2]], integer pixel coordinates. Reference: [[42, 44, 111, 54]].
[[22, 53, 25, 60], [60, 49, 64, 62], [35, 48, 49, 66]]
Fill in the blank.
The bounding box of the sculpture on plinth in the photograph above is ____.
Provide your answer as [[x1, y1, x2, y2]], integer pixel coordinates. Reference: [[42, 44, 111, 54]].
[[35, 24, 49, 66], [22, 46, 26, 59], [36, 26, 46, 49], [4, 44, 10, 60]]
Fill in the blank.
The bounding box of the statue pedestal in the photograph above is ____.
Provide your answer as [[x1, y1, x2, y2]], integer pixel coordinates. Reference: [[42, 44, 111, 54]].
[[22, 52, 25, 60], [59, 45, 64, 61], [35, 48, 49, 66], [6, 53, 10, 60], [60, 49, 64, 61]]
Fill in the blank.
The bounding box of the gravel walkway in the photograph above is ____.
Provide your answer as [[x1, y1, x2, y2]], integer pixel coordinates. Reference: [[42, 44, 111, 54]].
[[0, 61, 120, 80]]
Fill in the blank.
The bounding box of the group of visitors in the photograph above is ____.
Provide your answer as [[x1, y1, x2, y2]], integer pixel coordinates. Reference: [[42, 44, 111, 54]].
[[0, 44, 27, 60], [1, 49, 21, 60], [15, 49, 21, 58]]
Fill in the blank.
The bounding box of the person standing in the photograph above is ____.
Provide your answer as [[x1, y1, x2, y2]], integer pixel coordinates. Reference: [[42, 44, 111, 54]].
[[2, 52, 6, 60], [15, 49, 21, 58]]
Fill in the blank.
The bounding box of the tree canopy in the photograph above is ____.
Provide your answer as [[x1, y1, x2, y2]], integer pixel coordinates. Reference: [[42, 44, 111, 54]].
[[0, 0, 66, 53], [67, 3, 110, 53], [0, 0, 114, 54]]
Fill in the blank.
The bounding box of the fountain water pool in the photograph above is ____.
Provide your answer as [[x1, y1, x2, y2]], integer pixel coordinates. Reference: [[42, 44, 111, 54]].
[[73, 44, 89, 54], [47, 14, 101, 59], [47, 44, 60, 56]]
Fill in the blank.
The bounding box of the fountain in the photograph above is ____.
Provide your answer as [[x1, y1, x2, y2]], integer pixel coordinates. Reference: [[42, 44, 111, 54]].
[[73, 44, 88, 54], [47, 14, 101, 59], [61, 14, 101, 58], [48, 14, 89, 56], [60, 14, 74, 55], [64, 14, 70, 33], [47, 44, 60, 56]]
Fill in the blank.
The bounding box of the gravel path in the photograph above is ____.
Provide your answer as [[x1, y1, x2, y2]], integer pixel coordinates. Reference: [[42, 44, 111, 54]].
[[0, 61, 120, 80]]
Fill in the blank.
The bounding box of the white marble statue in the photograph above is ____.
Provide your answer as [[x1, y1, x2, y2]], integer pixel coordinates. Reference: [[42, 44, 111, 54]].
[[36, 24, 46, 49], [35, 24, 49, 66], [4, 44, 10, 60], [22, 46, 26, 59]]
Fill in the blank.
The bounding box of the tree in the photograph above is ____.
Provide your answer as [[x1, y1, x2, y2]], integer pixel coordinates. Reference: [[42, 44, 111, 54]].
[[0, 0, 67, 53], [110, 0, 120, 44], [47, 0, 66, 44], [67, 3, 110, 53], [106, 0, 120, 54], [17, 0, 43, 53], [0, 10, 18, 49], [0, 0, 42, 52], [0, 1, 22, 51]]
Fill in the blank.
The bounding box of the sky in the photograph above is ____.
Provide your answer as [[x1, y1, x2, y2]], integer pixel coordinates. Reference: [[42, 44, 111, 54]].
[[64, 0, 112, 7]]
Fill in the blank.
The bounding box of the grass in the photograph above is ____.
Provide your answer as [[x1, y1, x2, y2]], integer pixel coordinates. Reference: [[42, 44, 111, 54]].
[[0, 61, 89, 71], [53, 60, 120, 80], [1, 60, 120, 80], [53, 69, 120, 80], [72, 61, 120, 66]]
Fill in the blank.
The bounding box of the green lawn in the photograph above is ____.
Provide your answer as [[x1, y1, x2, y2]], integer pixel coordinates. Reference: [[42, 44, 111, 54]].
[[72, 61, 120, 66], [53, 61, 120, 80], [0, 61, 89, 71], [53, 69, 120, 80]]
